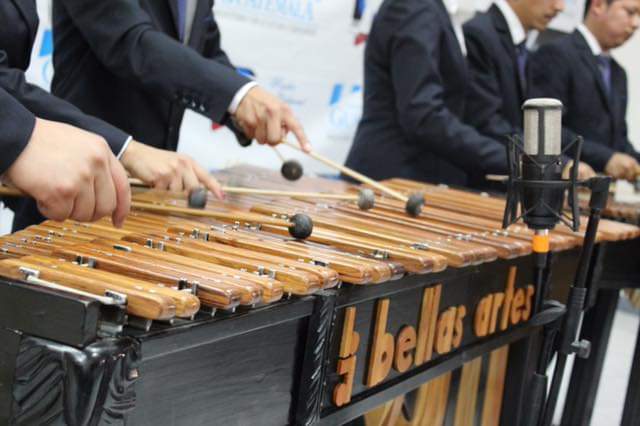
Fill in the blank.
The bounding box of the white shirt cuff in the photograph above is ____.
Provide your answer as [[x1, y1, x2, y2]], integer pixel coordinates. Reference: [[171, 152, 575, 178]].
[[116, 136, 133, 160], [228, 82, 258, 114]]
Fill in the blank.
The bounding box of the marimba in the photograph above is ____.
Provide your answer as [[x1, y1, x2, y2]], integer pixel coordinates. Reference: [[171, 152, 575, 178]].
[[0, 167, 637, 425]]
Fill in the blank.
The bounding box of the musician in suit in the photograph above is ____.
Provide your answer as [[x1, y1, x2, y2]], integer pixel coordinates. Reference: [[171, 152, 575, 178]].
[[344, 0, 508, 187], [0, 0, 223, 231], [51, 0, 310, 156], [530, 0, 640, 180], [463, 0, 565, 143]]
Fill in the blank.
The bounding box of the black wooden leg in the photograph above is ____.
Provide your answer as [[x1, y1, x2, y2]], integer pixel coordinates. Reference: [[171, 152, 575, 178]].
[[293, 291, 336, 426], [621, 322, 640, 426], [560, 288, 619, 426]]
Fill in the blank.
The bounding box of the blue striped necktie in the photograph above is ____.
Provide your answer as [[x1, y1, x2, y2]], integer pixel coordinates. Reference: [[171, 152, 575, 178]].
[[597, 55, 612, 96], [176, 0, 187, 41]]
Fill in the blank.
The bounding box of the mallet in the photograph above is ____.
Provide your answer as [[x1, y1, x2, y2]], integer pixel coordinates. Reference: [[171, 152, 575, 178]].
[[188, 186, 376, 211], [280, 141, 424, 216], [272, 146, 304, 181]]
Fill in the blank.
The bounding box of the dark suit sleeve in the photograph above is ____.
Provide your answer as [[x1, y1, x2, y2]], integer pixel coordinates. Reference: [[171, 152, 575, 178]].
[[0, 57, 128, 156], [201, 6, 234, 67], [389, 8, 507, 174], [57, 0, 250, 123], [463, 24, 518, 142], [0, 86, 36, 174], [530, 44, 615, 171]]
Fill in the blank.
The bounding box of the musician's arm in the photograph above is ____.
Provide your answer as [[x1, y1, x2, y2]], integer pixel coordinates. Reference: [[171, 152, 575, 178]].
[[0, 86, 36, 175], [0, 50, 128, 156], [56, 0, 250, 124], [390, 6, 508, 175]]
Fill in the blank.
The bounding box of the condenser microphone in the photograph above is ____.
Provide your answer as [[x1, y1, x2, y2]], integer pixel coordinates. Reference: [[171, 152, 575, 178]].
[[520, 98, 565, 230], [503, 98, 581, 232]]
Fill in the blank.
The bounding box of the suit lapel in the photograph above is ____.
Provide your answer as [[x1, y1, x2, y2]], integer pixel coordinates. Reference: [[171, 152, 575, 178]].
[[609, 60, 626, 139], [489, 5, 524, 98], [187, 0, 211, 48], [434, 0, 467, 78], [167, 0, 182, 40], [11, 0, 38, 48], [573, 31, 612, 114]]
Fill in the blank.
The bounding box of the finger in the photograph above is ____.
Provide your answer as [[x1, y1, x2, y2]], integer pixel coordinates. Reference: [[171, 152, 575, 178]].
[[69, 175, 97, 222], [181, 164, 201, 191], [169, 174, 185, 192], [109, 154, 131, 228], [37, 194, 75, 222], [254, 116, 269, 145], [92, 161, 118, 221], [193, 163, 224, 199], [36, 180, 78, 222], [266, 109, 283, 145], [284, 114, 311, 152]]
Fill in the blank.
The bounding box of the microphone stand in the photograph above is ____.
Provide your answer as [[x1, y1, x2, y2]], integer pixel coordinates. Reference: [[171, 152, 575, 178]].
[[540, 176, 610, 426]]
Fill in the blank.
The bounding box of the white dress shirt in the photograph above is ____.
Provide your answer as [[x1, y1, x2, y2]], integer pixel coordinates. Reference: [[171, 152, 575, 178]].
[[494, 0, 527, 46], [577, 23, 604, 56], [444, 0, 467, 56]]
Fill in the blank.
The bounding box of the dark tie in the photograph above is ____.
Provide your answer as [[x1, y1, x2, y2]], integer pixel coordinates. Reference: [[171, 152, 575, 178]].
[[597, 55, 612, 96], [515, 42, 529, 91], [176, 0, 187, 41]]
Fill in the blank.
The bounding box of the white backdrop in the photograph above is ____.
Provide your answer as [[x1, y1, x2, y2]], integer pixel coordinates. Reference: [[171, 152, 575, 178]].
[[2, 0, 639, 233]]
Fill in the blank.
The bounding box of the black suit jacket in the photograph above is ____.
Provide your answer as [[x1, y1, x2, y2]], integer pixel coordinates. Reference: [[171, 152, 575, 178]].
[[344, 0, 507, 186], [530, 30, 639, 171], [52, 0, 250, 151], [0, 0, 130, 231], [464, 4, 525, 143]]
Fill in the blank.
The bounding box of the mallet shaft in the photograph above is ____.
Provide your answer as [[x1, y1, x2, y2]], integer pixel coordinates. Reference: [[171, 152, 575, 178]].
[[282, 141, 408, 202]]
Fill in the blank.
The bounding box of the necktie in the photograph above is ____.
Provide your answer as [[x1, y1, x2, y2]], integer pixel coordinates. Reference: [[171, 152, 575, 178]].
[[515, 42, 528, 89], [176, 0, 187, 41], [597, 55, 612, 96]]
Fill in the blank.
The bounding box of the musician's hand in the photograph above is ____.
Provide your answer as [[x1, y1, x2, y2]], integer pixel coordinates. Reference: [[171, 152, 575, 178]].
[[234, 86, 311, 152], [563, 161, 596, 180], [120, 141, 223, 199], [605, 153, 639, 181], [4, 118, 131, 227]]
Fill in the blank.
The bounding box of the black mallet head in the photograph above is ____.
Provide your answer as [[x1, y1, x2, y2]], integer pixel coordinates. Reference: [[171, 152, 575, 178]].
[[188, 187, 208, 209], [405, 192, 424, 217], [281, 160, 304, 181], [357, 189, 375, 210], [288, 213, 313, 239]]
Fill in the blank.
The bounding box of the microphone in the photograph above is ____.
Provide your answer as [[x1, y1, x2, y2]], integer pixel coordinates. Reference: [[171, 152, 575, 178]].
[[503, 98, 581, 232], [521, 99, 565, 230]]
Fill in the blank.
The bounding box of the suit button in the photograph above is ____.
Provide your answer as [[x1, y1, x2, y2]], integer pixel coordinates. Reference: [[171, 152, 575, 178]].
[[199, 104, 206, 112]]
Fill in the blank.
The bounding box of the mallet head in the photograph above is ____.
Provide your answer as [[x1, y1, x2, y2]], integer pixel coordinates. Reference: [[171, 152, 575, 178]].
[[405, 192, 425, 217], [357, 188, 376, 210]]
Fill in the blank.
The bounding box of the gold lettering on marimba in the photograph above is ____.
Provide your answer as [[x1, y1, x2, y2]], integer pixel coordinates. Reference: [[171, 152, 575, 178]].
[[333, 306, 360, 407], [452, 305, 466, 349], [523, 286, 534, 321], [500, 267, 517, 330], [367, 299, 394, 387], [473, 268, 535, 337], [475, 295, 493, 337], [394, 325, 417, 373], [415, 284, 441, 365]]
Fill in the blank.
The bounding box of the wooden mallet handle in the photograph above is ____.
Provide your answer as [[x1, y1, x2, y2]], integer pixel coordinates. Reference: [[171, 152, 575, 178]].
[[282, 141, 408, 202]]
